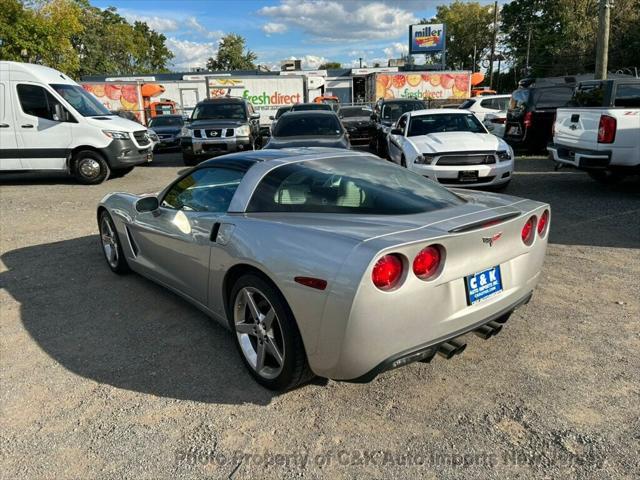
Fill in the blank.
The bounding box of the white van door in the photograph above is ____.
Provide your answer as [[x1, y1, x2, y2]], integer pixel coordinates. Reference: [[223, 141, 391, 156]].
[[0, 81, 22, 170], [13, 83, 73, 170]]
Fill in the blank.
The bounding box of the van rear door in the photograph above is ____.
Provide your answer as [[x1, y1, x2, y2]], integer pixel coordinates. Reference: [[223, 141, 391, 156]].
[[0, 77, 22, 170], [12, 82, 72, 170]]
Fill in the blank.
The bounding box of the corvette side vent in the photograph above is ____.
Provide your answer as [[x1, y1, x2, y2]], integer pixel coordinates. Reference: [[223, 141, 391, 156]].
[[449, 212, 520, 233], [125, 225, 139, 256]]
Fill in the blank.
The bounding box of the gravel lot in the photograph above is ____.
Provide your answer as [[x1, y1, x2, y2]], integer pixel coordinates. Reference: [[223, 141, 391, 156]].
[[1, 151, 639, 479]]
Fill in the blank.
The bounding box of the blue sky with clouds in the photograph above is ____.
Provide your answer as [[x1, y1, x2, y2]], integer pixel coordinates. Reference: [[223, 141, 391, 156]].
[[92, 0, 502, 71]]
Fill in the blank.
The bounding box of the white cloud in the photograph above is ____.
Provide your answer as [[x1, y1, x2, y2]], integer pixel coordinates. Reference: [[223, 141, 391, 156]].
[[262, 22, 288, 35], [166, 38, 217, 70], [383, 42, 408, 58], [185, 17, 206, 33], [286, 55, 330, 69], [123, 14, 179, 33], [259, 1, 417, 41]]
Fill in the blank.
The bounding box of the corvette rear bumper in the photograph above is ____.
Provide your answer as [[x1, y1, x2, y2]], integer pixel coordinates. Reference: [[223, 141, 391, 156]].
[[346, 290, 533, 383]]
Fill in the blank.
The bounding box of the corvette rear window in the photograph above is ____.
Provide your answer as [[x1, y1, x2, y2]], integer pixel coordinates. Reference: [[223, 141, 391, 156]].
[[247, 156, 464, 214]]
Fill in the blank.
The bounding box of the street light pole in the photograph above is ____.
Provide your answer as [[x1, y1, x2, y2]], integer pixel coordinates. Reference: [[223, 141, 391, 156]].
[[488, 0, 498, 88], [595, 0, 611, 79]]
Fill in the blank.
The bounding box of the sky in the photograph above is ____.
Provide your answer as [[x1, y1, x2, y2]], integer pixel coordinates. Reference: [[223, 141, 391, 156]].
[[91, 0, 498, 72]]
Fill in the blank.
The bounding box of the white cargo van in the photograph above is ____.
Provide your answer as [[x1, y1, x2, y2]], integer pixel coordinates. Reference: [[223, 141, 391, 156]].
[[0, 61, 152, 184]]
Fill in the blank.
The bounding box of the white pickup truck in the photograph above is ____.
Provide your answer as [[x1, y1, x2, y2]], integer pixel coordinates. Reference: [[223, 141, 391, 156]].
[[548, 79, 640, 183]]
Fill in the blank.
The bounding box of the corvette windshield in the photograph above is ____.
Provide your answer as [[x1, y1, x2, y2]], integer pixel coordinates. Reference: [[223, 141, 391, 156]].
[[247, 156, 464, 214], [407, 113, 487, 136]]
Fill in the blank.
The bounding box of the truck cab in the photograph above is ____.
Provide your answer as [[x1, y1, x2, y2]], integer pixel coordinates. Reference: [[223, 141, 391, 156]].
[[0, 61, 152, 184]]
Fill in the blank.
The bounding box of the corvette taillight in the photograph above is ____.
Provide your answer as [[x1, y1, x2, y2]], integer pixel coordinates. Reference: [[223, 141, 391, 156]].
[[413, 245, 442, 280], [372, 254, 403, 290], [521, 216, 537, 245], [597, 115, 616, 143], [537, 209, 549, 237]]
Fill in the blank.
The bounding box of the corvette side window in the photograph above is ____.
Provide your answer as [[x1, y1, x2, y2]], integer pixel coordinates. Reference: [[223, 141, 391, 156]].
[[162, 167, 244, 213]]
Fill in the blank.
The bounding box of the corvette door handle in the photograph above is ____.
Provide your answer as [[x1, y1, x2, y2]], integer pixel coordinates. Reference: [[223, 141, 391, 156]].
[[0, 123, 9, 128], [210, 222, 221, 242], [21, 124, 34, 128]]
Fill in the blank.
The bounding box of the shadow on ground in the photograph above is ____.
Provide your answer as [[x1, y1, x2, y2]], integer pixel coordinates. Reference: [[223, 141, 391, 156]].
[[0, 235, 274, 405]]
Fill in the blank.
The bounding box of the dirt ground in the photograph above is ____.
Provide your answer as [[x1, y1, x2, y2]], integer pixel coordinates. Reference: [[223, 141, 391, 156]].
[[1, 153, 639, 479]]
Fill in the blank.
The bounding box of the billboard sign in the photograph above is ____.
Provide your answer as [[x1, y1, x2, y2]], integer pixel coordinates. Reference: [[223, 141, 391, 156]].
[[409, 23, 446, 54]]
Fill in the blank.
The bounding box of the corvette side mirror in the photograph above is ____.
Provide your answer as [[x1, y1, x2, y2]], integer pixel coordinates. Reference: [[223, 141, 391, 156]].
[[136, 196, 159, 212]]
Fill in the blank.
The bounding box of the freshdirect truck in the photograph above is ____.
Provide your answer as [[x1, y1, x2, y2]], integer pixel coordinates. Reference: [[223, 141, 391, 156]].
[[365, 71, 472, 103], [206, 75, 309, 127]]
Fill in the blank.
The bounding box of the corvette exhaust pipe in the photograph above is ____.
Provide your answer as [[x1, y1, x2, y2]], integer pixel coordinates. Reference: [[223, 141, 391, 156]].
[[474, 321, 503, 339], [437, 339, 467, 359]]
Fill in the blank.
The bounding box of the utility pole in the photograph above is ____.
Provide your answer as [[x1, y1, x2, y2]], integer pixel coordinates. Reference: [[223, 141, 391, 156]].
[[595, 0, 611, 79], [488, 1, 498, 88], [359, 57, 362, 68], [525, 28, 532, 73]]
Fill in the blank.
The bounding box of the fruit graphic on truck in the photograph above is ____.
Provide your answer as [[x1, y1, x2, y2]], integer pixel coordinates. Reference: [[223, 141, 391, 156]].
[[367, 71, 472, 102]]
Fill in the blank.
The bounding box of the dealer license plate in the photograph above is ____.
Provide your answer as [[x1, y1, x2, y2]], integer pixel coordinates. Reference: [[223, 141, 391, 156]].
[[465, 266, 503, 305], [458, 170, 479, 183]]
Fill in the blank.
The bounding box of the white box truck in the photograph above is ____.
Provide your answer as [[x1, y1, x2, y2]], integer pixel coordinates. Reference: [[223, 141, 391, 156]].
[[365, 71, 472, 103], [206, 75, 311, 130], [1, 61, 152, 184]]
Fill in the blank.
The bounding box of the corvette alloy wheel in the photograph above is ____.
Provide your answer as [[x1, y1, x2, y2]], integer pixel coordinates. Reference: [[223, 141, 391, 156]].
[[234, 287, 285, 380], [100, 215, 119, 269]]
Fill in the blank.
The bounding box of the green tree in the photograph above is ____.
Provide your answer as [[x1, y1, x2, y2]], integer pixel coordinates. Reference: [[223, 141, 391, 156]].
[[0, 0, 83, 75], [501, 0, 640, 78], [422, 1, 495, 71], [0, 0, 173, 77], [207, 34, 256, 71], [318, 62, 341, 69]]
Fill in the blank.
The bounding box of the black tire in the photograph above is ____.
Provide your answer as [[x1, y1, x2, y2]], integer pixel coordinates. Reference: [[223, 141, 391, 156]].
[[98, 210, 130, 274], [73, 150, 110, 185], [182, 153, 198, 166], [229, 274, 314, 391], [587, 170, 624, 185], [110, 166, 134, 179]]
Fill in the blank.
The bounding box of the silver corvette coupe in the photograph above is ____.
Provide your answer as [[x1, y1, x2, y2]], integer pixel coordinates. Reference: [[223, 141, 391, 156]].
[[97, 148, 550, 391]]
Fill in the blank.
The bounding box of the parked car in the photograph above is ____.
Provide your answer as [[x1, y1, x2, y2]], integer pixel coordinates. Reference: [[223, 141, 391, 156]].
[[548, 78, 640, 183], [98, 148, 549, 390], [459, 94, 511, 122], [338, 105, 374, 145], [269, 106, 292, 124], [148, 114, 184, 151], [181, 97, 261, 166], [504, 81, 574, 153], [483, 110, 507, 138], [370, 99, 427, 157], [387, 109, 514, 189], [290, 103, 333, 112], [264, 111, 350, 149], [0, 61, 152, 184]]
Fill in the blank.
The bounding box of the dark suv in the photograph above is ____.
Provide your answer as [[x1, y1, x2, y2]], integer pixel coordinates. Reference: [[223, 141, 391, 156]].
[[181, 97, 261, 165], [504, 80, 574, 153], [370, 99, 427, 156]]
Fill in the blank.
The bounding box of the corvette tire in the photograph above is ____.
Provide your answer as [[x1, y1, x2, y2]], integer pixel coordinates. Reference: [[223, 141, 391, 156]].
[[230, 274, 314, 391]]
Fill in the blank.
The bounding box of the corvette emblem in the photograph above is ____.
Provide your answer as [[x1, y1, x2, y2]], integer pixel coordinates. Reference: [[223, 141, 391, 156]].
[[482, 232, 503, 247]]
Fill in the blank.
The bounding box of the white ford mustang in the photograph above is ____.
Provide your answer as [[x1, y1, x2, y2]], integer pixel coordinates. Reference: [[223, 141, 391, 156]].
[[386, 109, 515, 189]]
